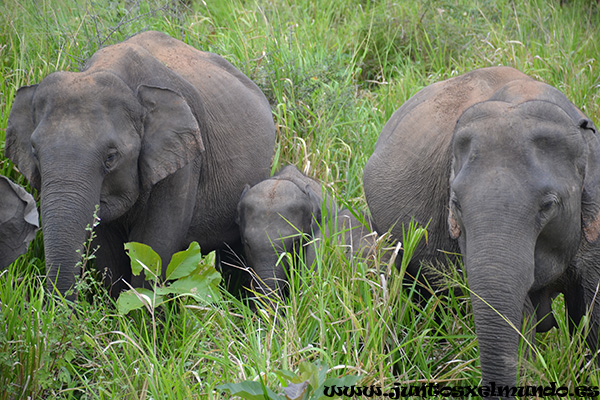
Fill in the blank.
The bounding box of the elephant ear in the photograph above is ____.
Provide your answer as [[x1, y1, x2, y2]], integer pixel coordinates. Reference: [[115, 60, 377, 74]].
[[580, 118, 600, 243], [235, 184, 252, 225], [0, 176, 39, 241], [136, 85, 205, 190], [5, 85, 41, 190], [447, 164, 460, 240], [304, 184, 324, 234], [448, 209, 461, 240]]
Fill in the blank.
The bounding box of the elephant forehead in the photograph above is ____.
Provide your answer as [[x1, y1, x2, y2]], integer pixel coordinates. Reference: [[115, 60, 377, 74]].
[[456, 100, 580, 142], [456, 99, 579, 129], [245, 180, 307, 207], [452, 101, 585, 182], [31, 113, 139, 156], [34, 71, 139, 114], [489, 79, 562, 104], [240, 181, 311, 226], [31, 72, 143, 146]]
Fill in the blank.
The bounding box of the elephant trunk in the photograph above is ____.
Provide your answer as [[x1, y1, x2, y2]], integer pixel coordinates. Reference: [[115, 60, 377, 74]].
[[40, 166, 102, 298], [249, 255, 287, 297], [463, 216, 535, 392]]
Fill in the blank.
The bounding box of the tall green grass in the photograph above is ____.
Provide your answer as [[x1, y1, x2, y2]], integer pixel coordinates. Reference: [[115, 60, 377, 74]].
[[1, 0, 600, 398]]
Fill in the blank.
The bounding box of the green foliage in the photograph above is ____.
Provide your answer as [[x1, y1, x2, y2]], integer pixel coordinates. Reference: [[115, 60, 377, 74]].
[[217, 361, 361, 400], [398, 218, 428, 279], [1, 0, 600, 398], [117, 242, 221, 314], [218, 380, 283, 400]]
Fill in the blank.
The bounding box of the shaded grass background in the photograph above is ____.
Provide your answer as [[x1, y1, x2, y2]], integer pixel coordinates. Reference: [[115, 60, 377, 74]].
[[1, 0, 600, 398]]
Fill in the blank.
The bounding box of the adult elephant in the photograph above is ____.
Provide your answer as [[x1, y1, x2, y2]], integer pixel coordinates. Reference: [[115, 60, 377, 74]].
[[6, 31, 275, 298], [363, 66, 600, 393]]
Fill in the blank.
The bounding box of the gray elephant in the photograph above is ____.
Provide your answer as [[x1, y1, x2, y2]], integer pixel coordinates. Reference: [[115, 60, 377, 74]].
[[235, 165, 382, 298], [363, 66, 600, 392], [6, 31, 275, 298], [0, 176, 39, 268]]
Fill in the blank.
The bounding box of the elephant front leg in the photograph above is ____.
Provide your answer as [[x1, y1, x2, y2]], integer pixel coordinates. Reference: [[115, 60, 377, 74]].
[[565, 268, 600, 359], [93, 222, 131, 297], [127, 169, 198, 288], [216, 240, 251, 296]]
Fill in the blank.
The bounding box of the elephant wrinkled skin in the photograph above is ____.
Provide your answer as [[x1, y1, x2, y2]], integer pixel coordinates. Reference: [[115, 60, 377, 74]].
[[6, 31, 275, 298], [363, 66, 600, 393]]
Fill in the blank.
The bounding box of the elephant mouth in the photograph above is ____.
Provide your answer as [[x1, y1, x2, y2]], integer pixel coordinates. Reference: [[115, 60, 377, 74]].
[[96, 200, 109, 221], [97, 197, 129, 222]]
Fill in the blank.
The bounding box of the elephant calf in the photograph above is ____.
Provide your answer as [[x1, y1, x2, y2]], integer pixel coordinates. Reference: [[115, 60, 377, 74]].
[[234, 165, 383, 299], [0, 176, 39, 269], [363, 66, 600, 393]]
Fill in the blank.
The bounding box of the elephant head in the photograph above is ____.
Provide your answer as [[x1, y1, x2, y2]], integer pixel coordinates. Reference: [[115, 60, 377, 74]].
[[447, 85, 600, 387], [0, 176, 39, 268], [6, 71, 204, 296], [236, 165, 326, 297]]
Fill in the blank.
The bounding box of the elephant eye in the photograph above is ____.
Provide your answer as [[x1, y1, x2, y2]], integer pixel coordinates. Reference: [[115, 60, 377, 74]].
[[450, 195, 462, 213], [104, 150, 119, 171], [540, 194, 560, 214], [31, 145, 38, 160]]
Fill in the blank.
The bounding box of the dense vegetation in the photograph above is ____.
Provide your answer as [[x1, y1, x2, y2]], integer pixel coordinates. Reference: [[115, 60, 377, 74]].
[[1, 0, 600, 398]]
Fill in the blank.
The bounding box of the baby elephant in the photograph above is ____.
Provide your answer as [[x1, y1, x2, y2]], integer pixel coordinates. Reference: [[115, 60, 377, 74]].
[[0, 176, 39, 268], [235, 165, 381, 299]]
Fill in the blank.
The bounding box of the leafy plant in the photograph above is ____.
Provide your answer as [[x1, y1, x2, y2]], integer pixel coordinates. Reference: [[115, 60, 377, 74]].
[[116, 241, 221, 314], [217, 361, 361, 400]]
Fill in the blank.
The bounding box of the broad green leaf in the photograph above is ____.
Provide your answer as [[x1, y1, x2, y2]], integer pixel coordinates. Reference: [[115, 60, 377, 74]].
[[124, 242, 162, 281], [116, 288, 164, 314], [157, 264, 222, 302], [216, 381, 285, 400], [165, 241, 202, 280], [298, 361, 319, 390], [316, 362, 329, 389], [274, 369, 297, 386]]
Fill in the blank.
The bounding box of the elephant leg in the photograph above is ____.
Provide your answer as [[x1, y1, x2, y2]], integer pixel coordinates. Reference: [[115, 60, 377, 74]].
[[128, 216, 190, 288], [93, 222, 131, 297], [564, 269, 600, 358], [216, 240, 250, 297], [128, 167, 199, 287], [304, 229, 322, 268], [520, 296, 538, 362]]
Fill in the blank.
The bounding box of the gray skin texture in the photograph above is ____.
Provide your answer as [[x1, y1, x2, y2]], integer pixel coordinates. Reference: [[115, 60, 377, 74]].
[[0, 176, 39, 268], [236, 165, 378, 298], [5, 31, 275, 298], [363, 66, 600, 393]]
